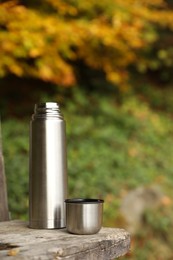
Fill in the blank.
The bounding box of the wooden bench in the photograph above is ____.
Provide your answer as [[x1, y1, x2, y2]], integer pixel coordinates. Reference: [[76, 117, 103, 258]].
[[0, 220, 130, 259], [0, 121, 9, 222]]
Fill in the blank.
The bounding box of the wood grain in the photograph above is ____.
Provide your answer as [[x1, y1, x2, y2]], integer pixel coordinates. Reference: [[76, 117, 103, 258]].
[[0, 220, 130, 259]]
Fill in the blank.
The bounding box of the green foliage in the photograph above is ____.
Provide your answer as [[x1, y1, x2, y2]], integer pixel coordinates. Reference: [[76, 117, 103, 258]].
[[135, 83, 173, 113], [2, 120, 29, 219], [65, 89, 173, 195]]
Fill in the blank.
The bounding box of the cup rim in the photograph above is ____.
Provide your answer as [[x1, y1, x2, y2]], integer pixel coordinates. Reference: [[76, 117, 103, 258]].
[[65, 198, 104, 204]]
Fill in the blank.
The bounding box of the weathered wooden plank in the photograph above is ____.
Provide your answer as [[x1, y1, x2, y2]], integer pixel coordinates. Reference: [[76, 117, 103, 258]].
[[0, 220, 130, 259], [0, 121, 9, 222]]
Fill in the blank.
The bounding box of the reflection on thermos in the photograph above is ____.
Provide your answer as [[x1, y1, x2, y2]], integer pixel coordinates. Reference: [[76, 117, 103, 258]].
[[29, 102, 67, 229]]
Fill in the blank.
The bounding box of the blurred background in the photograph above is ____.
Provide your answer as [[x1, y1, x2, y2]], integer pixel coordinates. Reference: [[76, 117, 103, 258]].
[[1, 0, 173, 259]]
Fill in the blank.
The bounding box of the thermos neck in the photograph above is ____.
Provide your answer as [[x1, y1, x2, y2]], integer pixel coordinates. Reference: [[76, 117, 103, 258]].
[[32, 102, 63, 120]]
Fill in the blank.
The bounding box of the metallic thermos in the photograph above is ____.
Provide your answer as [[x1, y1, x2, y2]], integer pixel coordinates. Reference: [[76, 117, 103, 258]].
[[29, 102, 67, 229]]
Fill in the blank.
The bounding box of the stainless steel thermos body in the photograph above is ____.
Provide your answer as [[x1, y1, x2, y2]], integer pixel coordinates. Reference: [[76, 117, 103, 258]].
[[29, 102, 67, 229]]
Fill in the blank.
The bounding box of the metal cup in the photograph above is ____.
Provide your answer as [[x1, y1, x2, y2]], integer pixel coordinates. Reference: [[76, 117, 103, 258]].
[[65, 199, 104, 235]]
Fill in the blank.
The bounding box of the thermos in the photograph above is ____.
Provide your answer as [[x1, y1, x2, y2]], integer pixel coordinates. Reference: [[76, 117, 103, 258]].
[[29, 102, 67, 229]]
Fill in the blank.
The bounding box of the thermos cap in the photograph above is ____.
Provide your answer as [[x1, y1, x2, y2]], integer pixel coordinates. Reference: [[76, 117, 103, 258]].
[[65, 198, 104, 235]]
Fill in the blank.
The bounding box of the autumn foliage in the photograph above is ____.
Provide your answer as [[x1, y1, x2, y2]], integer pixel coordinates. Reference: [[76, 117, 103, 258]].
[[0, 0, 173, 88]]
